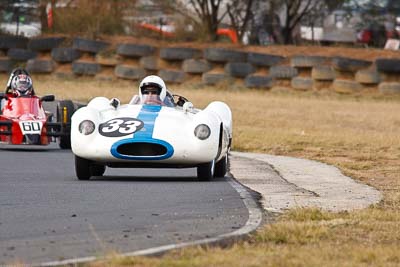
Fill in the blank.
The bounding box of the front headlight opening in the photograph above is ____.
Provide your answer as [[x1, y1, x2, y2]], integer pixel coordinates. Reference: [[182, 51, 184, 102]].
[[194, 124, 211, 140], [79, 120, 95, 135]]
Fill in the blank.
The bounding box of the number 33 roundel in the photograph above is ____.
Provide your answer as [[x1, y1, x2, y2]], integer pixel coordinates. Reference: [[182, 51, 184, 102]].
[[99, 117, 144, 137]]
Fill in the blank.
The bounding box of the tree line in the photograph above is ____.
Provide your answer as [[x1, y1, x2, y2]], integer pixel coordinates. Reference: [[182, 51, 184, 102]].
[[1, 0, 400, 46]]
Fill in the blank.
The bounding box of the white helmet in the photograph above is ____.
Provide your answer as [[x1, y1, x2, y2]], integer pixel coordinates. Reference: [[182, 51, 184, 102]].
[[139, 75, 167, 103]]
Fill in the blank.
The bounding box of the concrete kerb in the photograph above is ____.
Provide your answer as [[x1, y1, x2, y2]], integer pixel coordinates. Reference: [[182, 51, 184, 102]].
[[229, 151, 382, 213]]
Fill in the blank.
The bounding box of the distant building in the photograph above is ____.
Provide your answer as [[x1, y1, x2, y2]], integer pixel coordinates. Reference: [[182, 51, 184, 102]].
[[301, 0, 400, 46], [0, 0, 41, 37]]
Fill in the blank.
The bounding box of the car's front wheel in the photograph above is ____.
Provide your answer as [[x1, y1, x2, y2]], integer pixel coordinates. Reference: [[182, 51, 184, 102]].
[[197, 160, 215, 181], [214, 155, 228, 178], [75, 155, 92, 180]]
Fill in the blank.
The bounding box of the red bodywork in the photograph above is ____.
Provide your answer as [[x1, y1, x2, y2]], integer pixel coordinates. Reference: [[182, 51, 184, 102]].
[[0, 95, 52, 145], [138, 23, 239, 43]]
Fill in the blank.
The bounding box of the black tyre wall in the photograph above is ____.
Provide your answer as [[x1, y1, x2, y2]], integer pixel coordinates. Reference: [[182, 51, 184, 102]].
[[158, 69, 186, 83], [160, 47, 202, 61], [332, 57, 372, 72], [0, 58, 13, 72], [375, 58, 400, 74], [7, 48, 37, 61], [0, 36, 28, 49], [182, 59, 212, 74], [26, 59, 56, 73], [247, 52, 284, 67], [291, 55, 328, 68], [28, 37, 65, 51], [244, 75, 274, 88], [224, 62, 255, 78], [203, 48, 247, 63], [72, 61, 101, 75], [73, 37, 109, 53], [115, 65, 146, 80], [116, 44, 156, 57], [270, 66, 298, 79], [202, 73, 230, 85], [51, 48, 81, 63]]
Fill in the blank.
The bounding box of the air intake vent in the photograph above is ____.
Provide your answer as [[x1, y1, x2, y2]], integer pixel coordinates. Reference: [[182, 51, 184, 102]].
[[116, 142, 167, 156]]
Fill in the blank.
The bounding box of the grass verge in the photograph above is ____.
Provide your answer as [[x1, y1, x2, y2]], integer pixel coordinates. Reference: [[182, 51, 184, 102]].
[[5, 75, 400, 266]]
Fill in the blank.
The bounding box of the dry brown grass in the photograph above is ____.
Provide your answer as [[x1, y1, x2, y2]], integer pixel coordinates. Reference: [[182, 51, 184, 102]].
[[3, 74, 399, 266]]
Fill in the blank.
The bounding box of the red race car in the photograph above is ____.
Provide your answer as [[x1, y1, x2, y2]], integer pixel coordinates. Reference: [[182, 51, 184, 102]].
[[0, 69, 75, 149]]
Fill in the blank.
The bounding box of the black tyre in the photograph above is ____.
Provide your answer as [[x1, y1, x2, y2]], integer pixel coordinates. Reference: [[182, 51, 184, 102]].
[[158, 69, 186, 83], [72, 61, 101, 76], [7, 48, 37, 61], [291, 55, 328, 68], [26, 59, 56, 73], [197, 161, 215, 181], [291, 77, 313, 91], [73, 37, 110, 53], [91, 164, 106, 177], [75, 155, 92, 180], [245, 75, 274, 88], [247, 52, 284, 67], [203, 48, 247, 63], [375, 58, 400, 74], [0, 35, 28, 49], [140, 56, 159, 70], [116, 44, 156, 57], [202, 72, 230, 85], [27, 37, 65, 52], [0, 58, 13, 72], [270, 66, 298, 79], [224, 62, 255, 78], [57, 100, 75, 149], [160, 47, 202, 61], [51, 48, 81, 63], [182, 59, 212, 74], [114, 65, 146, 80], [214, 156, 227, 178], [332, 57, 372, 72]]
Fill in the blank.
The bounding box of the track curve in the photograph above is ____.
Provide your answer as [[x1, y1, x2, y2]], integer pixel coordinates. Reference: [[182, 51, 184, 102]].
[[0, 144, 255, 265]]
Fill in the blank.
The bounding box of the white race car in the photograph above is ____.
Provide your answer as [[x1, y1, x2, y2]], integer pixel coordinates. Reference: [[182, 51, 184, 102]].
[[71, 93, 232, 181]]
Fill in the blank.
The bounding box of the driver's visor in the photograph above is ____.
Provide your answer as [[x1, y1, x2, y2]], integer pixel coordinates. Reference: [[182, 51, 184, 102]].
[[16, 82, 30, 91], [141, 82, 162, 95]]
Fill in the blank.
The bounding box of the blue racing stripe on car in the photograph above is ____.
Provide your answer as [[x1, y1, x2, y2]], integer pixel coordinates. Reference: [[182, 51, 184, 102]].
[[134, 104, 162, 139], [110, 104, 175, 160]]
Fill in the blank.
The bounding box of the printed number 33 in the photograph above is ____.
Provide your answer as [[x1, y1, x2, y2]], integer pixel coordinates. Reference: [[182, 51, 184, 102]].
[[102, 119, 141, 134]]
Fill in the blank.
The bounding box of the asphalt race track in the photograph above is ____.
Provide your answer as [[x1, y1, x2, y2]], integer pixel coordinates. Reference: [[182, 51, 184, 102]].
[[0, 144, 250, 265]]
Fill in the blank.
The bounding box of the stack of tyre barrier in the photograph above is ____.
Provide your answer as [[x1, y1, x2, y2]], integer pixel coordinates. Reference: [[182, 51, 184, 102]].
[[1, 35, 400, 94]]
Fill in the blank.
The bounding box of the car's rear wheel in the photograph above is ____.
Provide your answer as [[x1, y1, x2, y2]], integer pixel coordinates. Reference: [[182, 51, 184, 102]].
[[197, 160, 215, 181], [214, 155, 228, 178], [57, 100, 75, 149], [91, 164, 106, 177], [75, 155, 92, 180]]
